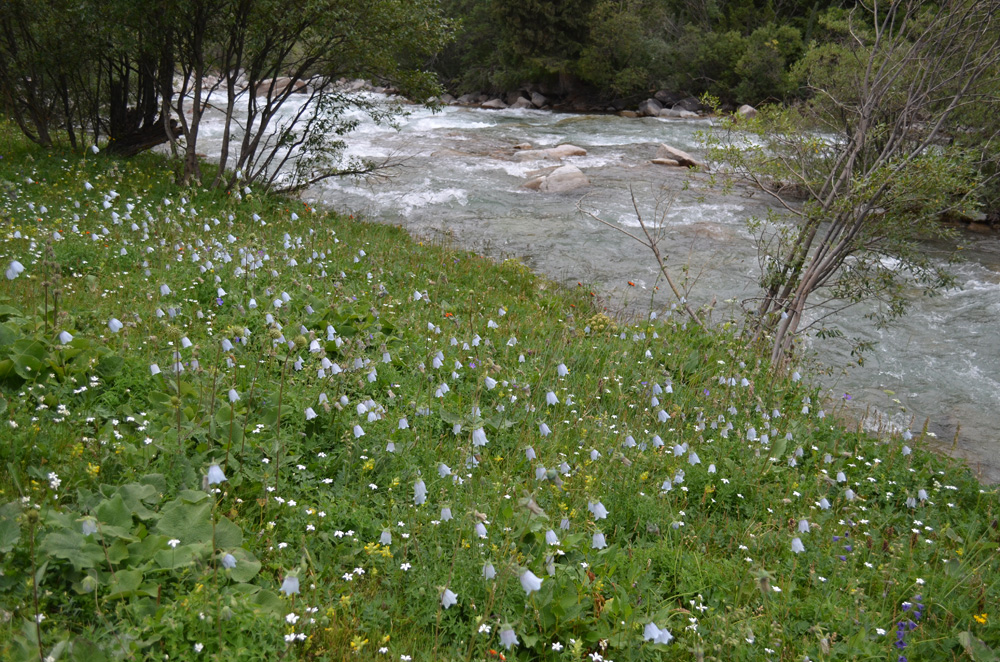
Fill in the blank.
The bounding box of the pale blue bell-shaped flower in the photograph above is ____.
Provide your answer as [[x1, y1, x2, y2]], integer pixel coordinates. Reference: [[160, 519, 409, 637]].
[[590, 501, 608, 519], [557, 363, 568, 376], [58, 331, 74, 344], [484, 376, 497, 389], [108, 318, 123, 332], [441, 507, 453, 521], [221, 553, 237, 569], [353, 424, 364, 437], [791, 537, 806, 554], [228, 389, 240, 403], [499, 628, 519, 650], [525, 446, 536, 460], [279, 575, 300, 596], [539, 422, 551, 436], [438, 463, 451, 478], [305, 407, 318, 421], [81, 517, 98, 536], [546, 391, 558, 405], [483, 563, 496, 580], [688, 452, 701, 465], [207, 464, 227, 485], [545, 530, 559, 545], [399, 417, 409, 430], [380, 530, 392, 545], [441, 588, 458, 609], [472, 427, 488, 446], [414, 480, 427, 505], [592, 531, 607, 549], [519, 569, 543, 595], [818, 498, 831, 510], [798, 519, 810, 533], [475, 522, 487, 538]]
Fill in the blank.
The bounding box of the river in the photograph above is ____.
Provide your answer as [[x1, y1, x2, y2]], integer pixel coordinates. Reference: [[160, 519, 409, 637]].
[[195, 94, 1000, 483]]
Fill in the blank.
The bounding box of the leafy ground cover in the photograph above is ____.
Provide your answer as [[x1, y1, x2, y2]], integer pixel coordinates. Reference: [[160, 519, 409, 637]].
[[1, 127, 998, 661]]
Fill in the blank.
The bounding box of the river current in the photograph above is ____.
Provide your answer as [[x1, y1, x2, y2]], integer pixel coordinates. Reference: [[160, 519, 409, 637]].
[[195, 94, 1000, 483]]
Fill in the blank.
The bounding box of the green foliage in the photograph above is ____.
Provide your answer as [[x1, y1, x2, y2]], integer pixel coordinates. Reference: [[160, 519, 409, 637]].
[[1, 126, 998, 661], [704, 0, 998, 365], [576, 0, 671, 97]]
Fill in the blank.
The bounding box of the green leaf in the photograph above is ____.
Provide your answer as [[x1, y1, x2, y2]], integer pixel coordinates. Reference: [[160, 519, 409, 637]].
[[105, 569, 143, 600], [154, 543, 209, 569], [0, 305, 24, 320], [106, 538, 130, 564], [439, 408, 460, 425], [95, 355, 124, 379], [770, 433, 787, 459], [0, 501, 21, 553], [0, 322, 18, 346], [958, 631, 999, 662], [127, 534, 168, 562], [154, 497, 213, 544], [227, 547, 261, 583], [10, 339, 45, 380], [39, 530, 104, 571], [214, 516, 243, 549], [251, 589, 285, 614], [68, 637, 109, 662], [215, 404, 234, 425], [114, 483, 161, 521], [95, 494, 133, 529]]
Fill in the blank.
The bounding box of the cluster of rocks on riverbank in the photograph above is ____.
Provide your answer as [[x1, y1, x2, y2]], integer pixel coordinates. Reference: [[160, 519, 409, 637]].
[[434, 86, 757, 121]]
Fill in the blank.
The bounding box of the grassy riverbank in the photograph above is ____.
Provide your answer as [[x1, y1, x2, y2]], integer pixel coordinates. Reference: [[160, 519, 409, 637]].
[[1, 129, 998, 661]]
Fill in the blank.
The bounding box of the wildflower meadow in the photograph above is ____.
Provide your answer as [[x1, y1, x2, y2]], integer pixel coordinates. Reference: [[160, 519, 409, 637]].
[[1, 125, 998, 661]]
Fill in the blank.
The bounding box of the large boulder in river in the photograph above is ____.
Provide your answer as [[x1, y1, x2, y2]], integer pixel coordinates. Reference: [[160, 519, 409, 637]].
[[656, 144, 705, 169], [523, 164, 590, 193], [637, 98, 663, 117], [510, 97, 534, 109], [481, 98, 509, 109], [673, 96, 704, 113], [513, 144, 587, 161], [654, 90, 685, 106], [531, 91, 548, 108], [658, 108, 699, 119], [456, 92, 481, 105], [737, 104, 758, 119]]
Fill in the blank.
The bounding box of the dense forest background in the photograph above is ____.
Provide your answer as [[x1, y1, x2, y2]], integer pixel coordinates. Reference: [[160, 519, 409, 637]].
[[432, 0, 843, 105]]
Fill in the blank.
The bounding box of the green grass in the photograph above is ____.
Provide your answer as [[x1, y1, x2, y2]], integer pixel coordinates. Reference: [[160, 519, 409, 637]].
[[1, 125, 998, 662]]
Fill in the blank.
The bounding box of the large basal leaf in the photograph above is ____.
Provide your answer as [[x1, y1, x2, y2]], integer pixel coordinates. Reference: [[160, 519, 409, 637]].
[[95, 494, 133, 529], [153, 497, 212, 544], [0, 501, 20, 553], [226, 547, 261, 583]]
